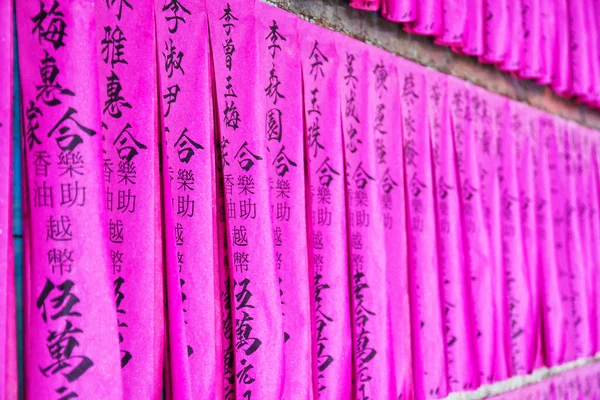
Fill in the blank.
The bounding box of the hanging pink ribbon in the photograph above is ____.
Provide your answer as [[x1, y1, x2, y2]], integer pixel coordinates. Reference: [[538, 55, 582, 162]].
[[256, 3, 314, 398], [0, 0, 17, 397], [17, 0, 124, 397], [299, 19, 354, 400]]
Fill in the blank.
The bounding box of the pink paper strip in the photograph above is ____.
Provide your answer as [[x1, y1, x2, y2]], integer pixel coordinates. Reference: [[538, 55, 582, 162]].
[[567, 0, 591, 98], [381, 0, 416, 22], [497, 102, 535, 376], [338, 36, 395, 399], [371, 50, 414, 400], [547, 119, 578, 362], [514, 105, 543, 370], [449, 78, 499, 384], [96, 2, 164, 398], [156, 1, 223, 398], [256, 4, 313, 398], [434, 0, 466, 46], [404, 0, 442, 36], [480, 0, 509, 64], [208, 2, 285, 398], [16, 0, 123, 397], [460, 0, 484, 56], [518, 0, 542, 79], [472, 87, 509, 382], [563, 122, 594, 359], [551, 0, 572, 96], [536, 0, 556, 85], [429, 74, 478, 392], [0, 0, 17, 396], [350, 0, 382, 12], [398, 59, 448, 399], [298, 20, 353, 399], [499, 0, 522, 72], [589, 134, 600, 355], [535, 117, 567, 367]]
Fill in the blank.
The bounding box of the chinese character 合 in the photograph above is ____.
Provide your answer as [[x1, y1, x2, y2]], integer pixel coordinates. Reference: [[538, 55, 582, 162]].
[[113, 123, 147, 162], [234, 141, 262, 172], [48, 107, 97, 152], [162, 0, 191, 33], [104, 71, 132, 119], [352, 162, 374, 190], [101, 25, 128, 67], [36, 50, 74, 106], [317, 157, 340, 187], [273, 145, 297, 177], [173, 127, 204, 163], [32, 0, 67, 49], [309, 40, 328, 81], [381, 168, 398, 194]]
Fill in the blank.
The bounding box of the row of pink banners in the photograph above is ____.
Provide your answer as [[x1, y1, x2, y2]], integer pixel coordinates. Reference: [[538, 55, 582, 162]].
[[350, 0, 600, 109], [2, 0, 600, 399]]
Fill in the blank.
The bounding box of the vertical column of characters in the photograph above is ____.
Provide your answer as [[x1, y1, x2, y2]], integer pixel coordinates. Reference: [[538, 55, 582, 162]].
[[450, 81, 496, 384], [16, 0, 123, 398], [372, 53, 414, 399], [208, 2, 284, 398], [429, 75, 478, 391], [0, 0, 17, 396], [156, 0, 222, 398], [340, 41, 393, 399], [514, 106, 543, 370], [257, 5, 313, 398], [576, 128, 597, 355], [299, 21, 353, 399], [535, 117, 566, 367], [496, 105, 531, 376], [546, 118, 577, 362], [478, 90, 509, 381], [399, 60, 447, 399], [563, 122, 593, 359], [97, 1, 164, 397]]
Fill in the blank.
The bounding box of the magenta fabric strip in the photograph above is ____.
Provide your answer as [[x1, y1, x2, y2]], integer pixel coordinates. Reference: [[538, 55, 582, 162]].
[[435, 0, 466, 46], [371, 49, 414, 400], [563, 122, 595, 360], [567, 0, 591, 99], [404, 0, 442, 36], [551, 0, 572, 96], [156, 1, 223, 398], [298, 19, 354, 400], [536, 117, 567, 367], [536, 0, 556, 85], [256, 4, 314, 398], [460, 0, 484, 56], [449, 78, 499, 384], [399, 59, 448, 399], [208, 2, 285, 398], [480, 0, 509, 64], [429, 73, 478, 392], [0, 0, 16, 396], [17, 0, 124, 397], [497, 102, 535, 376], [381, 0, 416, 22], [499, 0, 522, 72], [350, 0, 382, 12], [338, 36, 395, 399], [96, 1, 164, 397]]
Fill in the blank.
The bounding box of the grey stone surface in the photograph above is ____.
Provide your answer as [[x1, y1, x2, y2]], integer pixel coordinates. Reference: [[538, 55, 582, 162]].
[[266, 0, 600, 131]]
